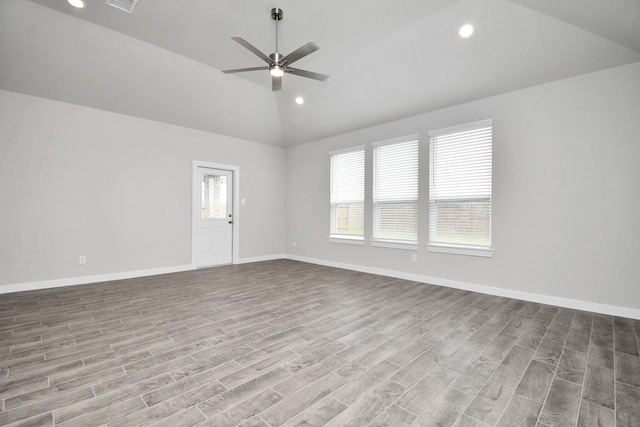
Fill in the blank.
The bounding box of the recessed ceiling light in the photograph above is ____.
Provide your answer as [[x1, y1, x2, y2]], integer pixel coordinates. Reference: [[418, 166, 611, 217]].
[[295, 97, 304, 105], [68, 0, 85, 8], [459, 24, 474, 38]]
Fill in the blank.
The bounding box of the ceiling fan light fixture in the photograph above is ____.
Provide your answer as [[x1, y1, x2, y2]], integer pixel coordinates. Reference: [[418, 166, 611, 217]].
[[270, 65, 284, 77]]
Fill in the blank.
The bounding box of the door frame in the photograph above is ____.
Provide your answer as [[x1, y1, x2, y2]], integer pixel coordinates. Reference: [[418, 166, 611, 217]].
[[192, 160, 240, 267]]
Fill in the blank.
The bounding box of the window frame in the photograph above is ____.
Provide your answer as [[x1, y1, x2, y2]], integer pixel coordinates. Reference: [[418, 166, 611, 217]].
[[329, 146, 366, 244], [427, 119, 494, 257], [371, 135, 420, 249]]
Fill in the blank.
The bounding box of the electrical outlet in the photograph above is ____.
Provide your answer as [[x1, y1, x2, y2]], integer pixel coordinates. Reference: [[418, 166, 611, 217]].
[[411, 253, 417, 263], [79, 255, 86, 264], [292, 241, 297, 247]]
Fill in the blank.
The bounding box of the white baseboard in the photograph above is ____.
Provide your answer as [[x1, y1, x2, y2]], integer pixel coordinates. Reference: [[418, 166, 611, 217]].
[[235, 254, 285, 264], [4, 254, 638, 320], [285, 254, 640, 320], [0, 256, 286, 294], [0, 264, 196, 295]]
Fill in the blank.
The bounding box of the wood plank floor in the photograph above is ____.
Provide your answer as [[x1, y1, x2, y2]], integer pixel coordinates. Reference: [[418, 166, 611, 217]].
[[1, 259, 639, 426]]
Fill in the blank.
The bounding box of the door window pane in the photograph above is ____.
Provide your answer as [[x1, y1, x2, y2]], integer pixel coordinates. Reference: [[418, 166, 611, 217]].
[[201, 174, 227, 219]]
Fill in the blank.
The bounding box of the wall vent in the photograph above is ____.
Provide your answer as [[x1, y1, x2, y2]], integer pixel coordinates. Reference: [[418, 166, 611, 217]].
[[106, 0, 138, 14]]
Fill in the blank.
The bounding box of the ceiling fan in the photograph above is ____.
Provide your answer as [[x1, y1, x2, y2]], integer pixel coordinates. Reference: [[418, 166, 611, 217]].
[[222, 8, 329, 91]]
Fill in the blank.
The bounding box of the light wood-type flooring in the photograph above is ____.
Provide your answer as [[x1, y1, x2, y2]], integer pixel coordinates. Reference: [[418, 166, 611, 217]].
[[1, 259, 639, 426]]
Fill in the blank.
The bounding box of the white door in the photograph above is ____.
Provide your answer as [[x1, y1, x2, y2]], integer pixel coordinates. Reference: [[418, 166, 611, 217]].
[[196, 168, 233, 267]]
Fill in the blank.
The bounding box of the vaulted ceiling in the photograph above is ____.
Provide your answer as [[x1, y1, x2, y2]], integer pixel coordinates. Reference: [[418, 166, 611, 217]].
[[2, 0, 639, 147]]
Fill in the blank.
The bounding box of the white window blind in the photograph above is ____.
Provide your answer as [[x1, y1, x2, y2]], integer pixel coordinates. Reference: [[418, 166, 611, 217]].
[[330, 148, 364, 239], [373, 138, 419, 242], [429, 120, 492, 248]]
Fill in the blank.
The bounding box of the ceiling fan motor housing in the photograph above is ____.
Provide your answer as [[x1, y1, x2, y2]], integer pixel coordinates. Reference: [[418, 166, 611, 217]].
[[270, 52, 283, 64]]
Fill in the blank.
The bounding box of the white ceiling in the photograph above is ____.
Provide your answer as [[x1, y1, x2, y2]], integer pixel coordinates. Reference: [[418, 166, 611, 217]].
[[2, 0, 639, 147]]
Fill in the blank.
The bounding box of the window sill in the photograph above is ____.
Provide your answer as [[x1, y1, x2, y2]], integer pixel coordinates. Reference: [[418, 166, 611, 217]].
[[329, 236, 365, 245], [371, 240, 419, 250], [427, 244, 494, 258]]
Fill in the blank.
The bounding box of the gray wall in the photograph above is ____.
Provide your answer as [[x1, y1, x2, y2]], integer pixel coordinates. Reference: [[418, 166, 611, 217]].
[[0, 90, 286, 287], [286, 61, 640, 313]]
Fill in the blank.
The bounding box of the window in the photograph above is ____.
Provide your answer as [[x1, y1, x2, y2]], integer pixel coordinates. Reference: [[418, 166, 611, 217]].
[[428, 119, 493, 255], [330, 148, 365, 241], [373, 137, 419, 244], [201, 174, 227, 219]]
